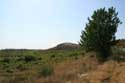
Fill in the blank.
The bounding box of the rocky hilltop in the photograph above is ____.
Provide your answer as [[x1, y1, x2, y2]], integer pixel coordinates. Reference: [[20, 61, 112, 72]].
[[49, 42, 80, 50]]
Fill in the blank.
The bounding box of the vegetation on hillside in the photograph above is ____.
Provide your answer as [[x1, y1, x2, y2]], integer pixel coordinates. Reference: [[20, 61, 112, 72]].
[[0, 47, 124, 83]]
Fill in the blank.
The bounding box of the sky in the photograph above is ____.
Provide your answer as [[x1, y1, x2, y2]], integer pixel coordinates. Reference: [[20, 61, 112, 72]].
[[0, 0, 125, 49]]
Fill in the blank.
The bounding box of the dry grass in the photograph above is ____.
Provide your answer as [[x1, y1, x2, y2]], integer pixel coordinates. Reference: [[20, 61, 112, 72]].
[[36, 52, 99, 83], [36, 52, 125, 83], [0, 50, 124, 83]]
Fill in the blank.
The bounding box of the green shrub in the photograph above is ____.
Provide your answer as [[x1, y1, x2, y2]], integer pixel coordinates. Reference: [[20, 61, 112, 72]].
[[24, 55, 37, 62], [16, 63, 27, 71], [51, 54, 56, 58], [81, 51, 85, 56], [112, 47, 125, 55], [39, 64, 54, 77], [2, 57, 11, 63], [69, 52, 78, 57], [2, 63, 10, 70], [16, 56, 24, 61], [5, 68, 13, 73], [38, 57, 42, 60]]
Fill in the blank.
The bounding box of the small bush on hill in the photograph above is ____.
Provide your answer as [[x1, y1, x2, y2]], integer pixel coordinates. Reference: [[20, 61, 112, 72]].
[[5, 68, 13, 73], [69, 52, 78, 57], [51, 54, 56, 58], [16, 63, 27, 71], [24, 55, 37, 62], [2, 57, 11, 63], [112, 46, 125, 55], [39, 64, 54, 77]]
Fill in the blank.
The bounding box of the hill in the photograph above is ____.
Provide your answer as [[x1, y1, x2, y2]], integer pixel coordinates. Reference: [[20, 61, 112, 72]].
[[48, 42, 80, 50], [116, 39, 125, 48]]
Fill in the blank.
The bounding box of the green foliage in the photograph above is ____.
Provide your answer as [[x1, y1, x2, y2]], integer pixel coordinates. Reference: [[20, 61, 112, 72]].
[[79, 7, 121, 61], [69, 52, 78, 57], [112, 47, 125, 55], [2, 57, 11, 63], [39, 64, 54, 77], [24, 55, 37, 62], [112, 47, 125, 61], [16, 63, 27, 71], [0, 48, 83, 82], [51, 54, 56, 58], [5, 68, 13, 73]]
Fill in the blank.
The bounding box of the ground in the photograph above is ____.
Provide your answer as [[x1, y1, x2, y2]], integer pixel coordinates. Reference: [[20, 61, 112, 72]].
[[0, 46, 124, 83]]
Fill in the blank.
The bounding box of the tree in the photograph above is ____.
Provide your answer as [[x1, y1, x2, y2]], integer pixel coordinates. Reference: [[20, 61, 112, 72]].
[[79, 7, 121, 61]]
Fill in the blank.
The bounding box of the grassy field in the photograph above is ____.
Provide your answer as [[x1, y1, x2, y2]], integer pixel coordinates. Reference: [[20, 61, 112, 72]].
[[0, 49, 85, 83], [0, 47, 124, 83]]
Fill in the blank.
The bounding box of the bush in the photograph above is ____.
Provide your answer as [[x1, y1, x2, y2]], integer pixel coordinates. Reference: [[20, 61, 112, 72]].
[[69, 52, 78, 57], [39, 64, 54, 77], [24, 55, 37, 62], [2, 57, 11, 63], [51, 54, 56, 58], [16, 63, 27, 71], [5, 68, 13, 73], [112, 47, 125, 61], [112, 47, 125, 55], [81, 51, 85, 56]]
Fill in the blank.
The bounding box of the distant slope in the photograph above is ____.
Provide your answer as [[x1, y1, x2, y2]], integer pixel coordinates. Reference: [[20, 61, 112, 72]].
[[0, 42, 80, 51], [48, 42, 80, 50], [116, 39, 125, 48]]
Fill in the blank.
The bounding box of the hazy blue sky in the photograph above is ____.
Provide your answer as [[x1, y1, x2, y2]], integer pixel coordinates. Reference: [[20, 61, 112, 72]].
[[0, 0, 125, 49]]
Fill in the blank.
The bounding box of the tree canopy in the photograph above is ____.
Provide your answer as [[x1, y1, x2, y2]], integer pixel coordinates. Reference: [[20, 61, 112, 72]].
[[79, 7, 122, 61]]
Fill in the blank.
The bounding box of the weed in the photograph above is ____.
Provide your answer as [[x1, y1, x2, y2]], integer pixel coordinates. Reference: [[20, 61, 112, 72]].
[[39, 64, 54, 77], [16, 63, 27, 71], [24, 55, 37, 62]]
